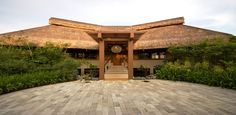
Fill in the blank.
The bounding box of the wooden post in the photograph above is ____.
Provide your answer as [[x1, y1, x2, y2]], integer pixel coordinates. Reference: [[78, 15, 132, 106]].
[[98, 33, 104, 80], [128, 38, 134, 79]]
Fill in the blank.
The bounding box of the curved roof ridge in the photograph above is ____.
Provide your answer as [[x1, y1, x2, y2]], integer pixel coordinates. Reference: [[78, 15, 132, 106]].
[[49, 17, 185, 31]]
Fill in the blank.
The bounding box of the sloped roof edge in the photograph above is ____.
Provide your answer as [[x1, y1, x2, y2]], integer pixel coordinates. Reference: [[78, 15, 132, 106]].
[[133, 24, 232, 50], [49, 17, 101, 31], [0, 25, 99, 50], [132, 17, 184, 31]]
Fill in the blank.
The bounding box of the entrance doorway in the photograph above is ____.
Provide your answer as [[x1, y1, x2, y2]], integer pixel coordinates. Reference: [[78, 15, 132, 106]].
[[105, 41, 128, 65], [113, 54, 122, 65], [98, 32, 134, 80], [104, 41, 129, 80]]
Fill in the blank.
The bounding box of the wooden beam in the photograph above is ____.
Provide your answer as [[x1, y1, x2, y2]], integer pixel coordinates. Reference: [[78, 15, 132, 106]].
[[128, 39, 133, 79], [99, 39, 105, 80], [98, 32, 102, 39], [130, 32, 134, 38], [132, 17, 184, 31], [49, 17, 99, 31]]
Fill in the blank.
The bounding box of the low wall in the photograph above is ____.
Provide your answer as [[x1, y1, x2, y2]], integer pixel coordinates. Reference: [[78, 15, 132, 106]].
[[78, 59, 164, 75], [133, 60, 164, 74], [79, 60, 99, 75]]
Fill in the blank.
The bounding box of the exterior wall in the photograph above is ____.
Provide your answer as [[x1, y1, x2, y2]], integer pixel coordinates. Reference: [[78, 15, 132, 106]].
[[133, 60, 164, 74]]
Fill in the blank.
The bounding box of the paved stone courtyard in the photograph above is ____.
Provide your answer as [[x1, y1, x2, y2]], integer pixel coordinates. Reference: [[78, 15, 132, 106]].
[[0, 80, 236, 115]]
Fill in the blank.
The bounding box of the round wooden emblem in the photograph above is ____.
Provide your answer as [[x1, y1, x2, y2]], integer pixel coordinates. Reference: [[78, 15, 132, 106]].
[[111, 45, 122, 53]]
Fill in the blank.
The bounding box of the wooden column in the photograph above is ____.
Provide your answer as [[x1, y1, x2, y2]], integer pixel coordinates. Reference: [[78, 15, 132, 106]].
[[98, 33, 104, 80], [128, 33, 134, 79]]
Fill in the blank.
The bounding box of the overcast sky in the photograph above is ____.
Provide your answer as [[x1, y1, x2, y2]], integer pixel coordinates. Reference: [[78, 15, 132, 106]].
[[0, 0, 235, 35]]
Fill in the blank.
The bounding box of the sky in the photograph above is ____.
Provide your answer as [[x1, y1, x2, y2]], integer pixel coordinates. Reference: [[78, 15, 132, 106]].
[[0, 0, 235, 35]]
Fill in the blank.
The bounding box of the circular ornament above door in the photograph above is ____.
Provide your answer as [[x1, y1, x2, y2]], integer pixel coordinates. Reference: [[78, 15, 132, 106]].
[[111, 45, 122, 53]]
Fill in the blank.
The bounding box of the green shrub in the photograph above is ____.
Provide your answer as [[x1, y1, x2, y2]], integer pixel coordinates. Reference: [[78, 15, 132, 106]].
[[0, 46, 35, 75], [0, 41, 81, 94], [2, 71, 45, 94], [0, 70, 80, 94], [155, 62, 236, 89], [156, 37, 236, 89], [32, 43, 66, 65], [53, 58, 80, 80]]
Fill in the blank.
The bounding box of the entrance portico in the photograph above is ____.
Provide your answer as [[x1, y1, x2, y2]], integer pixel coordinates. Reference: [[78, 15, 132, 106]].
[[97, 32, 135, 80]]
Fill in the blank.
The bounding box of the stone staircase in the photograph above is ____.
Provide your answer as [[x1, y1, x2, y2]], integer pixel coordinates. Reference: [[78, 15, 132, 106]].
[[105, 65, 128, 80]]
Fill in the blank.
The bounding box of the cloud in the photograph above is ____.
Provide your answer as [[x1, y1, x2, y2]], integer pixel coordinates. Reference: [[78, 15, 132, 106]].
[[0, 0, 235, 35]]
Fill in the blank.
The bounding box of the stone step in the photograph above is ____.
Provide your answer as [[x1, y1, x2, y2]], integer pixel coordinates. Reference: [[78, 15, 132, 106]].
[[106, 65, 128, 74], [105, 65, 128, 80], [106, 70, 128, 74]]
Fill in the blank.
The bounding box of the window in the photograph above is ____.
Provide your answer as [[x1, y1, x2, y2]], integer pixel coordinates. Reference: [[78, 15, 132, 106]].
[[151, 52, 165, 59], [160, 52, 165, 59], [67, 49, 98, 59], [134, 49, 167, 60], [137, 52, 150, 59], [152, 53, 159, 59]]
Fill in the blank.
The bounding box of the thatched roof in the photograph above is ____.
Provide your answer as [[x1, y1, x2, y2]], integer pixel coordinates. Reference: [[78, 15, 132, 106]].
[[0, 25, 98, 49], [49, 17, 184, 32], [50, 17, 132, 33], [132, 17, 184, 31], [134, 25, 231, 50], [0, 17, 232, 50], [49, 17, 101, 31]]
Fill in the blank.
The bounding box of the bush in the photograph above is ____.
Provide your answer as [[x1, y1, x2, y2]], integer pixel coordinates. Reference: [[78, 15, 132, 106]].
[[0, 46, 35, 75], [156, 37, 236, 90], [0, 41, 81, 94], [156, 62, 236, 89], [32, 43, 66, 65], [0, 71, 78, 94], [134, 65, 150, 77], [53, 58, 80, 81]]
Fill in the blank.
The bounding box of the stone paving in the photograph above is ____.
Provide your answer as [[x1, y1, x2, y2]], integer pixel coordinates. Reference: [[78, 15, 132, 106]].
[[0, 80, 236, 115]]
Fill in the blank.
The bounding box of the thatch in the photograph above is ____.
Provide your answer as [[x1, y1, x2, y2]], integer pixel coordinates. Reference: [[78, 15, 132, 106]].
[[50, 17, 131, 32], [0, 17, 232, 50], [49, 17, 101, 31], [134, 25, 231, 50], [99, 26, 131, 33], [0, 25, 98, 49], [132, 17, 184, 31], [49, 17, 184, 32]]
